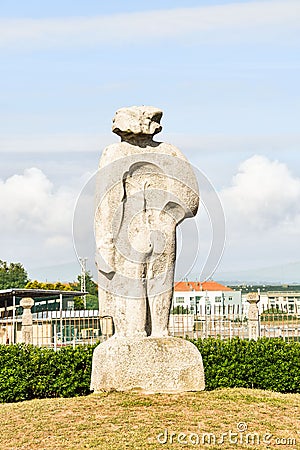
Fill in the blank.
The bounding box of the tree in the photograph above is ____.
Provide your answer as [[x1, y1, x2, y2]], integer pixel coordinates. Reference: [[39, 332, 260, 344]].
[[70, 271, 98, 310], [0, 260, 29, 289], [85, 294, 98, 310], [25, 280, 74, 291], [171, 305, 189, 314], [26, 273, 99, 310], [70, 272, 98, 296], [25, 279, 84, 310]]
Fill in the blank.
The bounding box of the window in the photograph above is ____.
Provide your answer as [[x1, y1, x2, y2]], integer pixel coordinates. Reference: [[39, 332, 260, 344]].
[[176, 297, 185, 304], [67, 300, 75, 310], [215, 296, 222, 303], [228, 296, 233, 301]]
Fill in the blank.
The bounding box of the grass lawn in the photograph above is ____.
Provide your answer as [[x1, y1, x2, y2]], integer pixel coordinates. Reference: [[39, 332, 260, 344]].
[[0, 388, 299, 449]]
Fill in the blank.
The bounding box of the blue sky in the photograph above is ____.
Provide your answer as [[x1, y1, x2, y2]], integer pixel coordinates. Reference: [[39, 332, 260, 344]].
[[0, 0, 256, 17], [1, 0, 300, 282]]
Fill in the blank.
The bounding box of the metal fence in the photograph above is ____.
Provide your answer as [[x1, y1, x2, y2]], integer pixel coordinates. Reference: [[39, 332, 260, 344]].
[[169, 304, 249, 340], [0, 301, 299, 347], [0, 310, 112, 348], [259, 304, 300, 341], [169, 307, 300, 342]]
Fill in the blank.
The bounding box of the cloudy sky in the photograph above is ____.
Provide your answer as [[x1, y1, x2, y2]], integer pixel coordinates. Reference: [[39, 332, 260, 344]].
[[1, 0, 300, 282]]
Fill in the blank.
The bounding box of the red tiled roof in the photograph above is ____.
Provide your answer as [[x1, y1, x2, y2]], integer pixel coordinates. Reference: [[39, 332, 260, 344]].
[[174, 281, 233, 292]]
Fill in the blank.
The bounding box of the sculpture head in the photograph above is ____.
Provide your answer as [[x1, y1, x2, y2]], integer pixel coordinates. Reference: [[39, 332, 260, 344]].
[[112, 106, 163, 141]]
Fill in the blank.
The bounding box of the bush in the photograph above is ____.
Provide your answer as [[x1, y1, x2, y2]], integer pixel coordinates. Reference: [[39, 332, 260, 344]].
[[0, 338, 299, 403], [0, 344, 97, 403], [192, 337, 300, 393]]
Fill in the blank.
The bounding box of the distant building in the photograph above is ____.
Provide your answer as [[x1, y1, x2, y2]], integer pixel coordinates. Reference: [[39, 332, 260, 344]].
[[240, 289, 300, 317], [172, 280, 243, 318], [259, 291, 300, 316]]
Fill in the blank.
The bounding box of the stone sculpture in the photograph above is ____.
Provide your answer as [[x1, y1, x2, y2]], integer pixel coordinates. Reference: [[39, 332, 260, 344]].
[[20, 297, 34, 344], [91, 106, 205, 393]]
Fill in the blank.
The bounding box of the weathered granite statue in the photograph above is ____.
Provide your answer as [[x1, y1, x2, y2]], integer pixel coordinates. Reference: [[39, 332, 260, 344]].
[[91, 106, 205, 393]]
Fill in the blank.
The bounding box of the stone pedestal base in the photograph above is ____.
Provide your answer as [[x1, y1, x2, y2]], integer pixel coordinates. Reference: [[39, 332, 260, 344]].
[[90, 336, 205, 393]]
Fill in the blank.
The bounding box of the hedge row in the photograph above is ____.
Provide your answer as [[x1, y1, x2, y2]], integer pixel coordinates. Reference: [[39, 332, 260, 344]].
[[0, 344, 96, 403], [0, 338, 299, 403], [192, 337, 300, 393]]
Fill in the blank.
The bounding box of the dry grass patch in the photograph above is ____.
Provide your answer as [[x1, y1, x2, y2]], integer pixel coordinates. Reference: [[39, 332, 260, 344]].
[[0, 388, 299, 449]]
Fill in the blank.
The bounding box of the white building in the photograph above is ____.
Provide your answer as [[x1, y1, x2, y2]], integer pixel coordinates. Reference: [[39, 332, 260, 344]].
[[172, 280, 243, 318], [259, 291, 300, 316], [241, 290, 300, 316]]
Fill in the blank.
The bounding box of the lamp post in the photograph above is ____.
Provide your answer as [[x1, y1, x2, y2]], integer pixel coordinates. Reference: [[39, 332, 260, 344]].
[[79, 257, 87, 309]]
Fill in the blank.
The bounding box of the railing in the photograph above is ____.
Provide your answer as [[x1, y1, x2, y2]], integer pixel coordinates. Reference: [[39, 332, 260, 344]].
[[169, 304, 248, 340], [259, 305, 300, 342], [0, 302, 299, 347], [0, 310, 112, 347]]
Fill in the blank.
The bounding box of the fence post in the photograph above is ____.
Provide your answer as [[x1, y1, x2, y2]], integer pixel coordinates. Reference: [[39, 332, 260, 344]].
[[247, 293, 260, 340], [20, 297, 35, 344]]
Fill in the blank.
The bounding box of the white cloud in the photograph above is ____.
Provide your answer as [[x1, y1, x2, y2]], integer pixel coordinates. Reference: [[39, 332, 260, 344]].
[[1, 157, 300, 281], [217, 155, 300, 274], [221, 155, 300, 230], [0, 168, 80, 273], [0, 167, 75, 234], [0, 1, 299, 50]]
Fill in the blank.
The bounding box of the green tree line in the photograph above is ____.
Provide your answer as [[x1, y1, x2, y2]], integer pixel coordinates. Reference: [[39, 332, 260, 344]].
[[0, 260, 98, 310]]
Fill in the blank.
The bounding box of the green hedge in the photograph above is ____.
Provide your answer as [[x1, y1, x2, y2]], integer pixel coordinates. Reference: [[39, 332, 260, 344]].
[[0, 344, 96, 403], [192, 337, 300, 393], [0, 338, 299, 403]]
